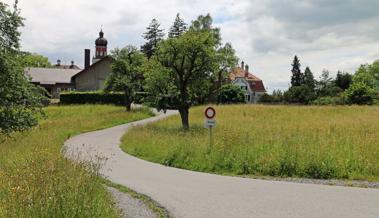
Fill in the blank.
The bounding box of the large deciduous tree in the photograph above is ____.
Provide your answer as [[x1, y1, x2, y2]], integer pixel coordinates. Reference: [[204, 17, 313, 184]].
[[105, 46, 146, 111], [0, 1, 46, 134], [144, 14, 233, 130], [141, 19, 164, 59]]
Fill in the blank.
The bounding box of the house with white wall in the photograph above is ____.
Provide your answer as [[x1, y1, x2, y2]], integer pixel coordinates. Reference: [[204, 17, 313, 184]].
[[230, 62, 267, 103]]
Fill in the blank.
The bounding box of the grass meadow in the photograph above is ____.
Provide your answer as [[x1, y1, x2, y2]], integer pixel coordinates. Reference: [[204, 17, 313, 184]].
[[122, 105, 379, 181], [0, 105, 152, 217]]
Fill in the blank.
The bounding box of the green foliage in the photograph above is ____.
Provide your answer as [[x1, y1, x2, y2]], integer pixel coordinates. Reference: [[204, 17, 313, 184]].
[[0, 1, 23, 52], [346, 82, 376, 105], [168, 13, 187, 38], [217, 84, 245, 104], [105, 46, 146, 111], [19, 52, 51, 68], [290, 55, 303, 87], [353, 62, 379, 91], [141, 19, 165, 59], [303, 66, 315, 90], [259, 93, 274, 103], [60, 91, 125, 105], [0, 1, 47, 134], [122, 105, 379, 181], [143, 14, 234, 130], [284, 85, 316, 104], [312, 94, 347, 105], [335, 71, 352, 90]]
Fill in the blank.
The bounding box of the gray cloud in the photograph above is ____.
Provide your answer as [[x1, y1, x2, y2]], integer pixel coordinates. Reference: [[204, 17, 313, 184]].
[[3, 0, 379, 92]]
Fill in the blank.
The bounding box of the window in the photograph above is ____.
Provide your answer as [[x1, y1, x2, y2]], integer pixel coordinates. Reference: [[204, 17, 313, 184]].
[[245, 94, 250, 102]]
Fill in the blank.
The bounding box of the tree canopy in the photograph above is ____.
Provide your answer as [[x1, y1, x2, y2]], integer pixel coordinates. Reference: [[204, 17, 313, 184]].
[[0, 1, 46, 134], [105, 46, 146, 111], [143, 14, 237, 130], [290, 55, 303, 87], [168, 13, 187, 39], [141, 19, 165, 59], [19, 52, 52, 68]]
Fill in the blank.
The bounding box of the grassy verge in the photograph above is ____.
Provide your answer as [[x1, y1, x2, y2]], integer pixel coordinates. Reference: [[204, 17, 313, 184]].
[[121, 105, 379, 181], [0, 105, 153, 217]]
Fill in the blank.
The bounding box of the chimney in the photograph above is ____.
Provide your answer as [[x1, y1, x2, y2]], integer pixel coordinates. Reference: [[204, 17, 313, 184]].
[[245, 64, 249, 77], [57, 59, 61, 66], [241, 61, 245, 70], [84, 49, 90, 69]]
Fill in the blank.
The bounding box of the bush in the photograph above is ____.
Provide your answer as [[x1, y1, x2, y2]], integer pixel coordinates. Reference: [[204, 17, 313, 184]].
[[284, 85, 316, 104], [312, 94, 348, 105], [60, 92, 125, 105], [259, 93, 274, 103], [346, 82, 376, 105], [217, 84, 245, 104]]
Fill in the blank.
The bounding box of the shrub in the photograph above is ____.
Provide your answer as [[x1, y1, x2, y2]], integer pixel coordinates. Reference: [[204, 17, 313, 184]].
[[217, 84, 245, 104], [259, 93, 274, 103], [284, 85, 316, 104], [312, 94, 348, 105], [346, 82, 376, 105]]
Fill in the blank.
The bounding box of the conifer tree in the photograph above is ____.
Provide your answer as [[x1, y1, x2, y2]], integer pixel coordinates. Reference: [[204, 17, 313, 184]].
[[168, 13, 187, 38], [303, 66, 315, 90], [141, 19, 165, 59], [290, 55, 303, 87]]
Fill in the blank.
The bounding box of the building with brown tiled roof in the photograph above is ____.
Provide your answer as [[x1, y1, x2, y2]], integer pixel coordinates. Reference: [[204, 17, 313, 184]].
[[230, 61, 267, 103]]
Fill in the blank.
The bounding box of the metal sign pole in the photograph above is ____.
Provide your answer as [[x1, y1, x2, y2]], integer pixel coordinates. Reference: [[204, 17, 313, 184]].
[[209, 126, 213, 150]]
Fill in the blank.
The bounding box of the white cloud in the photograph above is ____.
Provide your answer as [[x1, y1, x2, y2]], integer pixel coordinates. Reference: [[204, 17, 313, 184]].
[[3, 0, 379, 92]]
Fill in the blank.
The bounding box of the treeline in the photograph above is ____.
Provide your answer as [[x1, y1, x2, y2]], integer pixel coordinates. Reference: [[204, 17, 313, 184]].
[[260, 56, 379, 105]]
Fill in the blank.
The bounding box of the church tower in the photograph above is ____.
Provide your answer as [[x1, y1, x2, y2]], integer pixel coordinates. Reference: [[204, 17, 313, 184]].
[[93, 29, 108, 63]]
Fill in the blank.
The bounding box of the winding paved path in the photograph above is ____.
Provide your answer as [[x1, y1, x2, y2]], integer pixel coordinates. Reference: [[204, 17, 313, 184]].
[[64, 111, 379, 218]]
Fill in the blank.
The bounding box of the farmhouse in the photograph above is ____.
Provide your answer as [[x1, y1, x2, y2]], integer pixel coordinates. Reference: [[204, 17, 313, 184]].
[[230, 61, 266, 103], [26, 67, 80, 98], [25, 29, 112, 96]]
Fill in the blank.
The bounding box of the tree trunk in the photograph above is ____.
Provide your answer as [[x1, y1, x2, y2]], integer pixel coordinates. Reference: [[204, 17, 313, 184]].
[[124, 89, 132, 112], [179, 106, 190, 131]]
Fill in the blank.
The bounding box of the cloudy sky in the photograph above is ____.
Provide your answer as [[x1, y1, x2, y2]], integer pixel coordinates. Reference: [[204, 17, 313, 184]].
[[4, 0, 379, 91]]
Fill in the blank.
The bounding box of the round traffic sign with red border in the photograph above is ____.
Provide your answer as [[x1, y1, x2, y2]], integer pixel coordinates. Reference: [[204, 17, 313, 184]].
[[205, 107, 216, 119]]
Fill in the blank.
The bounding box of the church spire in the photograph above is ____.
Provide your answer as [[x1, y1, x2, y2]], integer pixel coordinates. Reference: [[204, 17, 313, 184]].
[[93, 28, 108, 63]]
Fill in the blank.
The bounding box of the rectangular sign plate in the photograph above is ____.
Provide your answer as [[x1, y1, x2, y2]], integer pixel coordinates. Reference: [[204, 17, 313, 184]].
[[205, 119, 216, 128]]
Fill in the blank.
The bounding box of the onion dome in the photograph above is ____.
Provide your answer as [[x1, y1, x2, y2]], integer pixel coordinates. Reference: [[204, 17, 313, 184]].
[[95, 29, 108, 46]]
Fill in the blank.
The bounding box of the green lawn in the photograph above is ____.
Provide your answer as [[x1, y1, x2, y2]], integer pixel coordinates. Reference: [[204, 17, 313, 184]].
[[0, 105, 153, 217], [121, 105, 379, 181]]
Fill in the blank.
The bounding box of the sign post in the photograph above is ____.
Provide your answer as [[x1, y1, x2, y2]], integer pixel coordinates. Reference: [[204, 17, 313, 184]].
[[204, 107, 216, 150]]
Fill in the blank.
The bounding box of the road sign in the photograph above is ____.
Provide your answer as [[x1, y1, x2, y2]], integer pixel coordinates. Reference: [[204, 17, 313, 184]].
[[204, 119, 216, 128], [204, 107, 216, 150], [205, 107, 216, 119]]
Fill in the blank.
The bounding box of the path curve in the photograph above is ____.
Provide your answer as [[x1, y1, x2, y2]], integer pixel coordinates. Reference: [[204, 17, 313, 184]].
[[64, 111, 379, 218]]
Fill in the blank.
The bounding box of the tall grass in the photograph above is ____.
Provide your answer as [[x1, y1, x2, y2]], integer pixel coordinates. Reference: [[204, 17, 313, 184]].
[[122, 105, 379, 181], [0, 105, 152, 217]]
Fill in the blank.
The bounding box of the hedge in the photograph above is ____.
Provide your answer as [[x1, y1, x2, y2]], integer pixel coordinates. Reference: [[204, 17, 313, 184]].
[[60, 92, 125, 105]]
